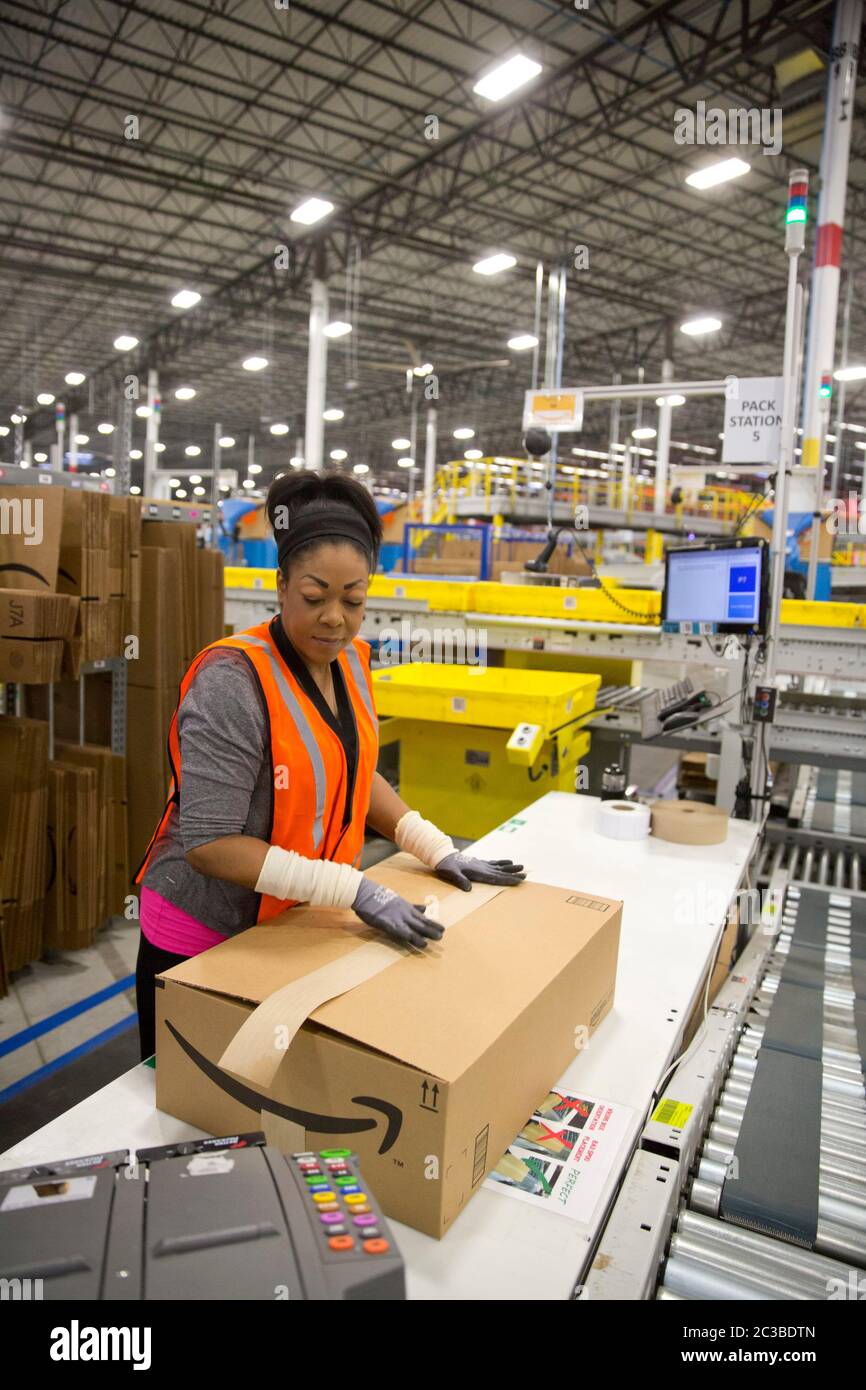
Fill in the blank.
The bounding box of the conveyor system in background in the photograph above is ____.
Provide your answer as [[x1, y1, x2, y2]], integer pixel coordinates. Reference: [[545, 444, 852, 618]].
[[580, 873, 866, 1300]]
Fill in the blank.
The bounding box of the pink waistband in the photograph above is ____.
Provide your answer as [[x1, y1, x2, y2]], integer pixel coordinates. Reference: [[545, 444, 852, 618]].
[[140, 884, 226, 958]]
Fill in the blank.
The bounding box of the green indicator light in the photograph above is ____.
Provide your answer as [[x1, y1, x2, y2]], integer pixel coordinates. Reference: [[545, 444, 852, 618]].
[[786, 206, 807, 225], [819, 384, 832, 398]]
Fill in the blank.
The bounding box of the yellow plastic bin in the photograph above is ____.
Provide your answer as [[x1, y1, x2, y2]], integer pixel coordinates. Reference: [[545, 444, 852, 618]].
[[468, 581, 660, 623], [368, 576, 473, 610], [780, 599, 866, 628], [373, 663, 600, 730]]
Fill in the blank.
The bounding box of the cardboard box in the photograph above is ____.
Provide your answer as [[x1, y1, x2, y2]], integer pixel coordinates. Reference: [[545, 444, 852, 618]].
[[0, 485, 65, 592], [0, 589, 79, 683], [128, 547, 183, 689], [156, 855, 621, 1238]]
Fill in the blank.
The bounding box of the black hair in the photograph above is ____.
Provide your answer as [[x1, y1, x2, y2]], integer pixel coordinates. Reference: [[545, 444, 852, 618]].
[[266, 470, 382, 576]]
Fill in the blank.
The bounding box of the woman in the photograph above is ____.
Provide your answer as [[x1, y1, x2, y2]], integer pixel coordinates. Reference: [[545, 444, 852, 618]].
[[134, 471, 524, 1059]]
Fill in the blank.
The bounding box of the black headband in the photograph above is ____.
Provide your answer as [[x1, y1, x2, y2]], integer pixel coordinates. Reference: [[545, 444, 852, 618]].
[[275, 505, 374, 569]]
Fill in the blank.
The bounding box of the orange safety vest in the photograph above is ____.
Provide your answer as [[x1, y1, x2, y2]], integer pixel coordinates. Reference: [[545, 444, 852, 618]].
[[134, 620, 379, 922]]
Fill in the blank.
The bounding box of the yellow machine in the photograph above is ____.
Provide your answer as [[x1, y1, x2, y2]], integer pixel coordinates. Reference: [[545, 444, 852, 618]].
[[373, 664, 599, 840]]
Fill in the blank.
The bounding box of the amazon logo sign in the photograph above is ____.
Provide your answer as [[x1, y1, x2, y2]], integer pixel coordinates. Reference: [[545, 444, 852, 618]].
[[165, 1020, 403, 1155]]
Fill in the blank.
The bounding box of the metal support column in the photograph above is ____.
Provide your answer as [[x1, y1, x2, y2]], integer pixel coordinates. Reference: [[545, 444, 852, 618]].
[[422, 406, 437, 523], [305, 277, 329, 473]]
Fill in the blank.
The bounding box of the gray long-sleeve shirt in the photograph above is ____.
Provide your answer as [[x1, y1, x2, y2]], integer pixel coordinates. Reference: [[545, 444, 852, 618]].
[[141, 647, 272, 935]]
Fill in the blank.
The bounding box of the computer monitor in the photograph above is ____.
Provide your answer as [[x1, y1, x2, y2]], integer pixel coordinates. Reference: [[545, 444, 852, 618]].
[[663, 538, 769, 635]]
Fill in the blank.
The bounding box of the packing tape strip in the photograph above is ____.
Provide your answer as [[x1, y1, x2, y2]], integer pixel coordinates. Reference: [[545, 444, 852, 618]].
[[218, 878, 506, 1092], [218, 940, 400, 1091], [595, 800, 651, 841], [650, 799, 729, 845]]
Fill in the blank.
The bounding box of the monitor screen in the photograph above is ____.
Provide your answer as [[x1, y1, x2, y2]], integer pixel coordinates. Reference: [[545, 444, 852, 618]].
[[665, 544, 764, 629]]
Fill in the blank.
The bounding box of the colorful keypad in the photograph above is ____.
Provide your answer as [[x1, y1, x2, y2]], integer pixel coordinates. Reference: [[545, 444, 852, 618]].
[[294, 1151, 389, 1261]]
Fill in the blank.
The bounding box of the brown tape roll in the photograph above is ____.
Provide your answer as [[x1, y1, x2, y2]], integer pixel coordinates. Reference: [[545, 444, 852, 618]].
[[650, 799, 729, 845]]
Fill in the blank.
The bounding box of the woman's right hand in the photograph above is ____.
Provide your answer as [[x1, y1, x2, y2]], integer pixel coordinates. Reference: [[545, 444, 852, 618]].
[[352, 878, 444, 949]]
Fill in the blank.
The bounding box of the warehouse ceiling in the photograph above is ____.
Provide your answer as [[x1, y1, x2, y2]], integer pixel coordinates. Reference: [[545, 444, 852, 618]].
[[1, 0, 865, 498]]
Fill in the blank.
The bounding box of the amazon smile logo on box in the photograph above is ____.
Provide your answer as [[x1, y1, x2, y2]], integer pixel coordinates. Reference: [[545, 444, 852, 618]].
[[165, 1020, 403, 1153]]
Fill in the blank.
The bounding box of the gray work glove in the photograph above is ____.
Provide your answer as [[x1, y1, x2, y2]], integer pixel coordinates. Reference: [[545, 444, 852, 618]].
[[434, 852, 526, 892], [352, 878, 444, 949]]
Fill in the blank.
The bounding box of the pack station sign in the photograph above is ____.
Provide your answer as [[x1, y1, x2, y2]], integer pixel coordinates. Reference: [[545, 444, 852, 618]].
[[523, 388, 584, 432], [722, 376, 784, 465]]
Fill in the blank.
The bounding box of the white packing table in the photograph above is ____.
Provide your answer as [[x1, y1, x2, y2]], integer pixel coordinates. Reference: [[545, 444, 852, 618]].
[[0, 791, 759, 1300]]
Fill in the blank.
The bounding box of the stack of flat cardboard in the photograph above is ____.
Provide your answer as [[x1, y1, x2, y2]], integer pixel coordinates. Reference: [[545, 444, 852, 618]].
[[55, 742, 128, 923], [126, 525, 224, 873], [0, 589, 79, 683], [57, 489, 112, 673], [195, 547, 226, 651], [0, 484, 141, 675], [0, 717, 49, 974], [0, 485, 64, 592], [108, 496, 142, 658], [126, 544, 184, 872], [44, 761, 100, 951], [141, 520, 198, 666]]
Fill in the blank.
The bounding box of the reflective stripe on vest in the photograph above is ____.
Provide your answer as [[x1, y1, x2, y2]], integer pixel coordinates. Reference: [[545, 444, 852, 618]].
[[343, 642, 378, 730], [234, 632, 327, 851]]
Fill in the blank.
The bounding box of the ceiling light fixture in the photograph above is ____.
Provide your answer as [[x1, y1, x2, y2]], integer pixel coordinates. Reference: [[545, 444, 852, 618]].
[[473, 53, 542, 102], [473, 252, 517, 276], [291, 196, 334, 225]]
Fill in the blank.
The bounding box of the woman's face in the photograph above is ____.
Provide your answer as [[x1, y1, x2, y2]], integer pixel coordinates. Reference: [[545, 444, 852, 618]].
[[276, 541, 369, 665]]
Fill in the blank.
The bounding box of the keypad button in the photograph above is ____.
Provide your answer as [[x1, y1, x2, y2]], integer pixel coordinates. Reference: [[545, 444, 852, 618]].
[[362, 1238, 390, 1255], [314, 1202, 339, 1212], [293, 1152, 317, 1160], [303, 1174, 325, 1184], [334, 1177, 357, 1187], [346, 1204, 370, 1215], [312, 1191, 336, 1204], [328, 1235, 354, 1252], [319, 1148, 352, 1159], [319, 1212, 344, 1225], [344, 1192, 367, 1205], [352, 1213, 378, 1227], [324, 1224, 347, 1236]]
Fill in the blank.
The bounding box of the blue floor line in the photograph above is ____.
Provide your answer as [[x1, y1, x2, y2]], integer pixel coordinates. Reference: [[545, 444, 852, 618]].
[[0, 974, 136, 1059], [0, 1015, 138, 1104]]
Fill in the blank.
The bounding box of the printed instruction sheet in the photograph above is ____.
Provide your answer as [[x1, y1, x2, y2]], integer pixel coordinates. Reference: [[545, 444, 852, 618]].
[[485, 1089, 634, 1223]]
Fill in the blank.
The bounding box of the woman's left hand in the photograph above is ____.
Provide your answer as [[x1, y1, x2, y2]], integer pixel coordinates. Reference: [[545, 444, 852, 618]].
[[434, 852, 526, 892]]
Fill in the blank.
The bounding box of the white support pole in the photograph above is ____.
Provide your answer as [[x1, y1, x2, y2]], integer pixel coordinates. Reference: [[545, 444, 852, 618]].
[[606, 371, 621, 506], [767, 171, 809, 690], [423, 406, 437, 523], [144, 368, 160, 497], [54, 408, 65, 472], [210, 422, 221, 544], [69, 412, 78, 473], [407, 389, 418, 509], [654, 358, 674, 514], [798, 0, 861, 524], [305, 277, 328, 472], [829, 270, 853, 504]]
